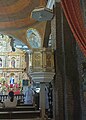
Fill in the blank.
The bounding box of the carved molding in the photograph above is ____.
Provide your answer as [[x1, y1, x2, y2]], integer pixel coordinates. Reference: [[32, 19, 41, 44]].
[[29, 72, 55, 82]]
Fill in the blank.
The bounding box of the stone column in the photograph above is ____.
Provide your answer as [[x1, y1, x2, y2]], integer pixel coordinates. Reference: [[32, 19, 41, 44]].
[[40, 82, 46, 119]]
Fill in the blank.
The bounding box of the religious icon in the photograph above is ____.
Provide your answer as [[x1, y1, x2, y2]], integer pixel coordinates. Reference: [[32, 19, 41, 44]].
[[11, 57, 15, 68], [10, 77, 14, 85], [27, 28, 41, 48]]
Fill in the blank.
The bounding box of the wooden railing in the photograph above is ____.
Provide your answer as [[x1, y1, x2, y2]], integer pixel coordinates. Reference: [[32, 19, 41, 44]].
[[0, 94, 24, 103]]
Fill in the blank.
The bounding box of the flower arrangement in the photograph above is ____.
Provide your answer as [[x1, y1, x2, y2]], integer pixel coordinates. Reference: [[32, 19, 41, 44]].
[[2, 85, 7, 94]]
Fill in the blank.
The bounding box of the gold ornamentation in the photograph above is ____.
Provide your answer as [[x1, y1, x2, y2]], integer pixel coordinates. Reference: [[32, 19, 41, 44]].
[[29, 48, 54, 72]]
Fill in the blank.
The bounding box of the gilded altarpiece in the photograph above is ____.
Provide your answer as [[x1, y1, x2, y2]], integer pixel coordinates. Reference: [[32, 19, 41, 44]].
[[0, 35, 27, 94]]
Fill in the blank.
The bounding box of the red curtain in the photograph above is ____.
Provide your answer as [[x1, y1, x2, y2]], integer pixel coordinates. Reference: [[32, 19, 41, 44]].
[[61, 0, 86, 56]]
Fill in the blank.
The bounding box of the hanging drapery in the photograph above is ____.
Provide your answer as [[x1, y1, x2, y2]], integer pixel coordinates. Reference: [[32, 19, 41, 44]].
[[61, 0, 86, 56]]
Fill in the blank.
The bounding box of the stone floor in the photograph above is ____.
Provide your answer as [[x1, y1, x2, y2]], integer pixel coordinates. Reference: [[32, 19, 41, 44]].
[[0, 118, 53, 120]]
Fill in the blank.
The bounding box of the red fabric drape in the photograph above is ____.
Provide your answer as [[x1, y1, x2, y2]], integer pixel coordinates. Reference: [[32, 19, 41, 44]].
[[61, 0, 86, 56]]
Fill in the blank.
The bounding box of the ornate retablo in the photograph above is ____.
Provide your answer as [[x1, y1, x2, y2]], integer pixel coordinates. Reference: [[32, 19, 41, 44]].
[[0, 34, 29, 94]]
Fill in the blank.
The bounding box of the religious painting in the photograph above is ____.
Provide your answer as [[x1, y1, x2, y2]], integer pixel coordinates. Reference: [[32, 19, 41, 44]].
[[27, 28, 41, 48], [11, 57, 15, 68], [32, 52, 42, 69], [46, 53, 51, 67]]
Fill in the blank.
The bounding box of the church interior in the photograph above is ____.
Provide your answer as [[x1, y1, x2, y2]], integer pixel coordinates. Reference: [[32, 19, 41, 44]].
[[0, 0, 85, 120]]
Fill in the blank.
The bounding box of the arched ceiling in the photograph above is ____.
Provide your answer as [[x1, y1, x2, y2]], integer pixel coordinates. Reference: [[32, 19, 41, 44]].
[[0, 0, 46, 32], [0, 0, 47, 49]]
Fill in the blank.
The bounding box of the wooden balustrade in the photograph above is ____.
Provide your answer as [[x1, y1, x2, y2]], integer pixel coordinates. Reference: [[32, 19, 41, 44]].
[[0, 94, 24, 103]]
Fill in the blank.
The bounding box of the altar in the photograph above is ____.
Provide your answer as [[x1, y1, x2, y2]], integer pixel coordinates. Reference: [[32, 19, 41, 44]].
[[0, 34, 30, 95]]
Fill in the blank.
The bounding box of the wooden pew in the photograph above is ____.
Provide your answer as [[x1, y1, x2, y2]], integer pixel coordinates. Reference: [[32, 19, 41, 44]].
[[0, 105, 40, 119], [0, 110, 40, 119], [0, 106, 36, 112]]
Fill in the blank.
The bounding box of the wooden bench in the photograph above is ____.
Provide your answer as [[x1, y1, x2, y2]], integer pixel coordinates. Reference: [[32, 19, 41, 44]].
[[0, 106, 36, 112], [0, 110, 40, 119], [0, 105, 40, 119]]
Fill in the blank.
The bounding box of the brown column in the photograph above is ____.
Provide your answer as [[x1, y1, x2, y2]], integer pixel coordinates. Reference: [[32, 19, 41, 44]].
[[51, 2, 81, 120], [51, 3, 65, 120], [63, 10, 81, 120]]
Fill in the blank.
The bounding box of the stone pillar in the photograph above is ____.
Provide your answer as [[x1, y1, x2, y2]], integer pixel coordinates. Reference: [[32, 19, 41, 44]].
[[51, 3, 65, 120], [40, 82, 46, 119]]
